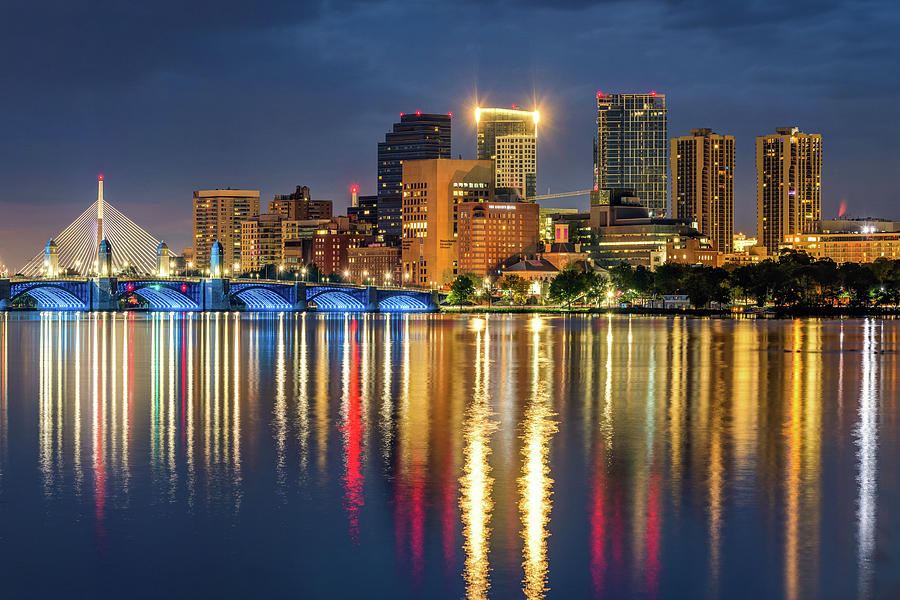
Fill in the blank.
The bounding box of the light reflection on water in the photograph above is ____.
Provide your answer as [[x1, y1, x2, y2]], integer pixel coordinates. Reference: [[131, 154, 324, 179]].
[[0, 312, 898, 599]]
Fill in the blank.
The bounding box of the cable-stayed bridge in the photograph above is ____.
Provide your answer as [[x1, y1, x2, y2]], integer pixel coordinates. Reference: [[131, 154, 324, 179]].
[[3, 177, 437, 312], [19, 175, 171, 277]]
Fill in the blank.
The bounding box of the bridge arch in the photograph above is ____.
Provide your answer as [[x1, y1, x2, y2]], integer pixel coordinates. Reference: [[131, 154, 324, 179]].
[[10, 284, 87, 310], [118, 281, 199, 311], [231, 287, 292, 311], [378, 295, 430, 312], [307, 289, 366, 311]]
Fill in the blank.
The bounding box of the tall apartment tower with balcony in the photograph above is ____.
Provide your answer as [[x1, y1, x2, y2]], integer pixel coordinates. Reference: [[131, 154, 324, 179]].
[[594, 92, 668, 215], [671, 128, 735, 253], [193, 189, 260, 270], [755, 127, 822, 253]]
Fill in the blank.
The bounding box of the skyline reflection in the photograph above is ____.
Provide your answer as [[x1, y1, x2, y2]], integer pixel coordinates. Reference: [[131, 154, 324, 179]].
[[1, 313, 897, 598]]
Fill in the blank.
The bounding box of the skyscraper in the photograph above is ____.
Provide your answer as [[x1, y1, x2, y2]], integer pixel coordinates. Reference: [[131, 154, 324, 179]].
[[475, 107, 539, 200], [756, 127, 822, 252], [192, 189, 260, 270], [378, 113, 452, 240], [594, 92, 668, 215], [671, 128, 735, 253]]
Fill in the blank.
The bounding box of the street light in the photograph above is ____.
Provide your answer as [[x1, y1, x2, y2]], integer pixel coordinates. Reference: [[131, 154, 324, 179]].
[[301, 266, 307, 282]]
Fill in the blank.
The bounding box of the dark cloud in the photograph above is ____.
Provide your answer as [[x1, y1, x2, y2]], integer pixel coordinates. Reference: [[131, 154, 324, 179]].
[[0, 0, 898, 268]]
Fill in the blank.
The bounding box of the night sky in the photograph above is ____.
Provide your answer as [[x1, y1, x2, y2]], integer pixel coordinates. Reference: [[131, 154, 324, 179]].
[[2, 0, 899, 269]]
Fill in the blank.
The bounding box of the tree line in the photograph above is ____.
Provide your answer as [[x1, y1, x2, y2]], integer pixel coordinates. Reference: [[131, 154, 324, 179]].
[[447, 252, 900, 309]]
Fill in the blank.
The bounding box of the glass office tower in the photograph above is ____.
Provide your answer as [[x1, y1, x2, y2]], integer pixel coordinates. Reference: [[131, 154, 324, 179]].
[[594, 92, 668, 215], [377, 113, 451, 241]]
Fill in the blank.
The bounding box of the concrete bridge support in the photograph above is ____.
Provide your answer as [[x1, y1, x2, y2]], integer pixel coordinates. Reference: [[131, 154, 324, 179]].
[[293, 282, 307, 311], [203, 278, 231, 311], [366, 286, 378, 312], [0, 279, 10, 310], [91, 277, 118, 311]]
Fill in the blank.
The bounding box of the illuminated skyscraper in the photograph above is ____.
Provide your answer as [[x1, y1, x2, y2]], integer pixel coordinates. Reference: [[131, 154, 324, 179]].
[[475, 107, 539, 200], [671, 128, 735, 253], [378, 113, 452, 240], [755, 127, 822, 252], [594, 92, 668, 215]]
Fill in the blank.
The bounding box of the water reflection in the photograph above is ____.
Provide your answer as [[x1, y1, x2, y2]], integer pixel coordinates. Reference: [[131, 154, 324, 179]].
[[2, 313, 898, 598], [519, 317, 558, 599], [460, 318, 497, 600]]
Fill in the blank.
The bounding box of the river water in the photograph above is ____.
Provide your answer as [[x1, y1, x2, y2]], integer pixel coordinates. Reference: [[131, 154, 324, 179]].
[[0, 313, 897, 599]]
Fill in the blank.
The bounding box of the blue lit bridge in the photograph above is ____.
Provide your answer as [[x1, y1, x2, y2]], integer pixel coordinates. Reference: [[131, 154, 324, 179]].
[[0, 277, 437, 312]]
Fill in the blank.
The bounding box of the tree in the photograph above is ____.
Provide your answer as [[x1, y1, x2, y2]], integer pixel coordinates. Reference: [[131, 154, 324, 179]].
[[499, 274, 529, 304], [548, 268, 588, 309], [447, 274, 477, 305], [839, 262, 876, 306]]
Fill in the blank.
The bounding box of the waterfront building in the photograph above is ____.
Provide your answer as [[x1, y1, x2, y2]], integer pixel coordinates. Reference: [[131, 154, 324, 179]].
[[475, 107, 539, 200], [270, 185, 332, 221], [671, 128, 735, 253], [781, 231, 900, 263], [457, 200, 540, 277], [500, 257, 559, 296], [347, 245, 401, 285], [240, 213, 284, 273], [590, 189, 698, 268], [378, 113, 451, 242], [756, 126, 822, 253], [594, 92, 668, 215], [665, 236, 722, 267], [539, 242, 591, 271], [401, 158, 493, 287], [193, 189, 260, 269]]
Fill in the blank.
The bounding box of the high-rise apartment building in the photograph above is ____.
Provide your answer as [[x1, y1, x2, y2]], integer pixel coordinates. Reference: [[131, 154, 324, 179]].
[[378, 113, 452, 240], [756, 127, 822, 252], [671, 128, 735, 253], [594, 92, 668, 215], [457, 201, 540, 277], [193, 189, 260, 269], [270, 185, 332, 221], [240, 213, 283, 273], [401, 159, 493, 286], [475, 107, 539, 200]]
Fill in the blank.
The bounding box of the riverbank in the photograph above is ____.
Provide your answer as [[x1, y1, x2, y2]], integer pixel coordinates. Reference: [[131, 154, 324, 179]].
[[440, 305, 900, 318]]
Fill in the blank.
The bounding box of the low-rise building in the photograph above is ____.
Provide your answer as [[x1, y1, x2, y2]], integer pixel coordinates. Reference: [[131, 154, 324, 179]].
[[347, 245, 401, 285], [781, 232, 900, 264], [665, 236, 722, 267]]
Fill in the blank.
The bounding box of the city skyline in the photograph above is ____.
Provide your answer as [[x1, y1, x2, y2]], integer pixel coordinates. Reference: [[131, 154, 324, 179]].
[[2, 2, 899, 269]]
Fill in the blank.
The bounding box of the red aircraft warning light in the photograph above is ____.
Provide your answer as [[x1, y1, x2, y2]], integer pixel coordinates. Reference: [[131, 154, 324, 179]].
[[415, 110, 421, 116], [181, 284, 188, 293], [98, 174, 104, 181]]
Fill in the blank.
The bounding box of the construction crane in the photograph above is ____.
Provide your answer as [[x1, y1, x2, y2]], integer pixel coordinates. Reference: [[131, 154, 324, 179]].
[[530, 189, 593, 202]]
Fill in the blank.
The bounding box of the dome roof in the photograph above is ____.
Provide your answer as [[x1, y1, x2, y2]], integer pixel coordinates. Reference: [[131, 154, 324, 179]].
[[210, 240, 224, 256], [98, 238, 112, 252], [157, 240, 169, 253], [45, 238, 57, 250]]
